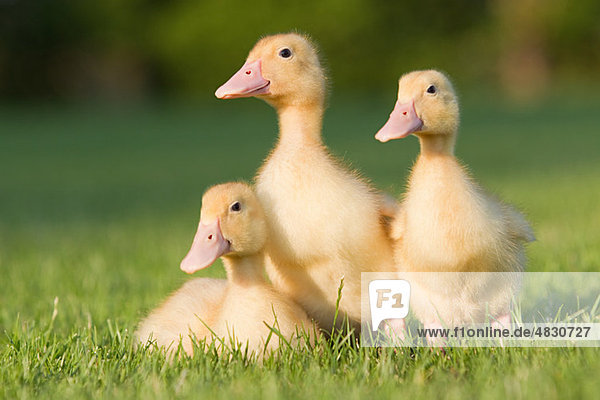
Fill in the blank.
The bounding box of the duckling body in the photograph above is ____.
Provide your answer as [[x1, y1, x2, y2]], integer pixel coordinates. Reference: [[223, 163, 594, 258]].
[[215, 259, 317, 352], [257, 130, 389, 328], [216, 34, 395, 330], [135, 278, 225, 355], [376, 70, 533, 328], [396, 152, 530, 326], [136, 183, 316, 356]]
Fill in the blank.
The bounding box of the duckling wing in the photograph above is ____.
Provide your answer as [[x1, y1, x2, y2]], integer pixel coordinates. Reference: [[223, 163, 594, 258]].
[[480, 189, 535, 244], [379, 192, 402, 239], [379, 192, 400, 218], [502, 204, 535, 243]]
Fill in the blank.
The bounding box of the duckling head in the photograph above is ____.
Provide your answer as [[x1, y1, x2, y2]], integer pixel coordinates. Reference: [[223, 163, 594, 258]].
[[180, 182, 267, 274], [215, 33, 326, 108], [375, 70, 459, 143]]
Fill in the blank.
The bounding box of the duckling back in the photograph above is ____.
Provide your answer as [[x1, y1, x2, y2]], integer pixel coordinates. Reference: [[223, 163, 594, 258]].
[[215, 282, 317, 353], [135, 278, 226, 356]]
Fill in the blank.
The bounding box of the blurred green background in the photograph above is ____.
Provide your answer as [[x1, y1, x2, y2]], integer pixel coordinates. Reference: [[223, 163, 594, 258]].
[[1, 0, 600, 100]]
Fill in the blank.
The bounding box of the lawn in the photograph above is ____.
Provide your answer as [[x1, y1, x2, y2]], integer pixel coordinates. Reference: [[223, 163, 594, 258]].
[[1, 93, 599, 399]]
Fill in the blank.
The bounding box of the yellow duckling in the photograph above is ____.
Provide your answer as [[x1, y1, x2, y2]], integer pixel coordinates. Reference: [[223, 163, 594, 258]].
[[136, 182, 316, 356], [216, 33, 395, 330], [376, 70, 534, 332]]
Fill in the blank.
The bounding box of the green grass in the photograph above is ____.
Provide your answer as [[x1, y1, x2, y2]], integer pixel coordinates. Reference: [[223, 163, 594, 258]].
[[1, 94, 599, 399]]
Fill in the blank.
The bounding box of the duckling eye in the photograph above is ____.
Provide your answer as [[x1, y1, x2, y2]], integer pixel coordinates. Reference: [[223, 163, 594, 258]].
[[426, 85, 437, 94], [278, 48, 292, 58], [230, 201, 242, 212]]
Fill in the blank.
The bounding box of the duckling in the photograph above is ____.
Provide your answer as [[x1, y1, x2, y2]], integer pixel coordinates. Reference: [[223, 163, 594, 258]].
[[136, 182, 316, 356], [216, 33, 395, 330], [375, 70, 534, 332]]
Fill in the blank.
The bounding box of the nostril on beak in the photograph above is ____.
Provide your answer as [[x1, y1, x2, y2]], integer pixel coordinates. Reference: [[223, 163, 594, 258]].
[[245, 70, 252, 75], [207, 234, 213, 241], [403, 112, 407, 116]]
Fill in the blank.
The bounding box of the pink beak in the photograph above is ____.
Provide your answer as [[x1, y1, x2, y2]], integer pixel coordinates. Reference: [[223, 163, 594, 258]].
[[375, 100, 423, 143], [215, 59, 270, 99], [180, 219, 231, 274]]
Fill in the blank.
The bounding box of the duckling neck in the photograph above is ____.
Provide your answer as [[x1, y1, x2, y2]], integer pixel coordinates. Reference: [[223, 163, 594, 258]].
[[418, 133, 456, 157], [276, 103, 324, 148], [222, 253, 267, 287]]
